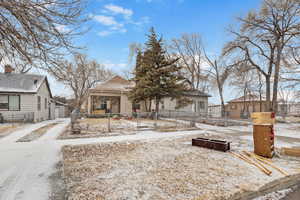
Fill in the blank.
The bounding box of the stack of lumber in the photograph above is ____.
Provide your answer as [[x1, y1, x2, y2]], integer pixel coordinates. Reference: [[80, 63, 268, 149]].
[[231, 151, 289, 176]]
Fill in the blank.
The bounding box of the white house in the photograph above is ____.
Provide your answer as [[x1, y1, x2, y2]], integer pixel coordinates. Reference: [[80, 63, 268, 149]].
[[84, 76, 211, 116], [0, 65, 54, 122]]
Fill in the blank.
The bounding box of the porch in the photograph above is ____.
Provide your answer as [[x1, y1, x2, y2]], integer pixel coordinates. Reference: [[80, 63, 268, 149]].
[[89, 96, 121, 114]]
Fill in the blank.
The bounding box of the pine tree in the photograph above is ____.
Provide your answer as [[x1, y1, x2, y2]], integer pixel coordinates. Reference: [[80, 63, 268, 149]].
[[129, 27, 188, 113]]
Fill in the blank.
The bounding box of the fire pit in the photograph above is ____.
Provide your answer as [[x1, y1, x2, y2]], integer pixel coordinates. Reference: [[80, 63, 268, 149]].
[[192, 137, 230, 152]]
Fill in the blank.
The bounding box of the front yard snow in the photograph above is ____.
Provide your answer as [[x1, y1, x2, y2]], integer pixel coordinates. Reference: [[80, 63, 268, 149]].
[[61, 133, 300, 200], [0, 123, 25, 138], [58, 118, 193, 140]]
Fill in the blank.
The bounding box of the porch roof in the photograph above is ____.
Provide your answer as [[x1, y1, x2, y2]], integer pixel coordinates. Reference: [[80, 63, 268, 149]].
[[90, 75, 134, 93]]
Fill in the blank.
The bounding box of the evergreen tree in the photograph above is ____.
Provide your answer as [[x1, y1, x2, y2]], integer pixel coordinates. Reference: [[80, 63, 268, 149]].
[[129, 27, 188, 113]]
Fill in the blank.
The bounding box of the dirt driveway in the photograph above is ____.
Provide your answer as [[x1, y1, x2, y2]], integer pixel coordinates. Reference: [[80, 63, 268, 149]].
[[0, 119, 69, 200]]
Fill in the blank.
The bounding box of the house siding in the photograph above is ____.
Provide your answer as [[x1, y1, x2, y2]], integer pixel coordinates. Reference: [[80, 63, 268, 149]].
[[34, 81, 52, 122], [160, 96, 208, 114], [0, 94, 36, 122]]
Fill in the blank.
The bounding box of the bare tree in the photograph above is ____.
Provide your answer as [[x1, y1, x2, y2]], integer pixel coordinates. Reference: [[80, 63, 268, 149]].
[[231, 66, 262, 116], [0, 0, 86, 70], [204, 53, 239, 117], [170, 33, 209, 92], [225, 0, 300, 112], [50, 53, 114, 109]]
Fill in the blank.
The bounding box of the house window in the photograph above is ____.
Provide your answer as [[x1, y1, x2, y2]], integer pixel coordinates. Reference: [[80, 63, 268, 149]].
[[37, 96, 41, 111], [100, 99, 107, 110], [0, 95, 9, 110], [133, 103, 140, 110], [230, 104, 237, 110], [161, 100, 165, 110], [0, 95, 20, 111], [9, 95, 20, 111], [198, 101, 205, 110], [45, 98, 47, 109]]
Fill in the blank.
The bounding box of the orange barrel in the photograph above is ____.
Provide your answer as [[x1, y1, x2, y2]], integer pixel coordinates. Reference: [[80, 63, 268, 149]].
[[251, 112, 275, 158]]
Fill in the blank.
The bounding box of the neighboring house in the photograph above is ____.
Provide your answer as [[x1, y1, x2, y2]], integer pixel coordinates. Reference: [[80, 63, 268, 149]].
[[0, 65, 54, 122], [226, 95, 293, 119], [53, 100, 69, 118], [227, 95, 267, 119], [84, 75, 211, 115]]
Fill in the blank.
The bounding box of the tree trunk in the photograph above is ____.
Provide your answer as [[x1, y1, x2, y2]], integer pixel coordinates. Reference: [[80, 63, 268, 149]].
[[272, 46, 282, 113], [218, 86, 225, 117], [265, 75, 271, 111], [155, 97, 160, 120]]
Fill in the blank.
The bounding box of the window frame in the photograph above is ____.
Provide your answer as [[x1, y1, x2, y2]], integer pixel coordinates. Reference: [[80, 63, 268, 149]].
[[8, 95, 21, 111], [37, 96, 41, 111], [230, 104, 237, 110], [0, 94, 20, 111], [0, 95, 9, 110], [45, 98, 48, 110]]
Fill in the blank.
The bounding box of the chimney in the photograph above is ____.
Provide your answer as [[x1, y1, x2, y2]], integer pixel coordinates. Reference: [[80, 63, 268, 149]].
[[4, 65, 14, 74]]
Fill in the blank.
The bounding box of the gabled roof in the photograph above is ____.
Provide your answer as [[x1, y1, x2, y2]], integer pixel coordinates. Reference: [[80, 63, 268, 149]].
[[228, 95, 265, 103], [90, 75, 134, 93], [0, 73, 52, 97]]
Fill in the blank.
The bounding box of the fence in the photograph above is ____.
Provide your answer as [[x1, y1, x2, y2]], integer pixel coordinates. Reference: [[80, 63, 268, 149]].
[[71, 111, 198, 134], [0, 112, 34, 123], [70, 110, 252, 135]]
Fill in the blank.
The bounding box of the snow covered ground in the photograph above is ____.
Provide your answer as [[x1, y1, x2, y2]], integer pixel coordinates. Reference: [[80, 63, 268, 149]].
[[0, 118, 69, 200], [0, 118, 299, 200]]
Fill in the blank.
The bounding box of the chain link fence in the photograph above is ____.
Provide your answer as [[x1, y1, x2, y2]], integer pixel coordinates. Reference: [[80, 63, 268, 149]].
[[70, 109, 252, 135]]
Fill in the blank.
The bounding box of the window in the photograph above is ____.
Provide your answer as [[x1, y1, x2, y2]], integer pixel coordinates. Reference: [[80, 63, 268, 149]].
[[198, 101, 205, 110], [0, 95, 8, 110], [230, 104, 237, 110], [37, 96, 41, 111], [45, 98, 47, 109], [9, 95, 20, 111], [133, 103, 140, 110], [100, 99, 107, 110], [0, 95, 20, 111], [161, 100, 165, 110]]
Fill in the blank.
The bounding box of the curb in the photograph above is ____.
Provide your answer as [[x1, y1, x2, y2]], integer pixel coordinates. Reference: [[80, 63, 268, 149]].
[[230, 173, 300, 200]]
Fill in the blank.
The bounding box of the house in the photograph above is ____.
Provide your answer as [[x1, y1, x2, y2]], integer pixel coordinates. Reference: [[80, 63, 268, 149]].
[[53, 100, 69, 118], [84, 75, 211, 115], [226, 95, 267, 119], [0, 65, 54, 122], [226, 95, 293, 119]]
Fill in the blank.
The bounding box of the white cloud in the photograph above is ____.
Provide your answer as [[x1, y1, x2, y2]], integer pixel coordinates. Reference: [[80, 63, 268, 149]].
[[98, 28, 127, 37], [55, 24, 70, 33], [93, 4, 150, 37], [93, 15, 120, 26], [104, 4, 133, 19], [98, 30, 113, 36]]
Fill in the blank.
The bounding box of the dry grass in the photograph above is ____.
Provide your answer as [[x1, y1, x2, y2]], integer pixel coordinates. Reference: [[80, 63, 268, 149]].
[[61, 135, 260, 200], [61, 132, 300, 200], [17, 123, 58, 142], [0, 123, 24, 138], [78, 118, 108, 125], [58, 117, 191, 140]]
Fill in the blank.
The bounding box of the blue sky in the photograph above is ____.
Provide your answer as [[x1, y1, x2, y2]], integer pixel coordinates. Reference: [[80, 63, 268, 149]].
[[51, 0, 262, 103]]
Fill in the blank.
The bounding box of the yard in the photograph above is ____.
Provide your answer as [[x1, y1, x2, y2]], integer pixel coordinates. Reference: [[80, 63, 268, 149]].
[[0, 123, 25, 138], [61, 129, 300, 200], [58, 117, 194, 140]]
